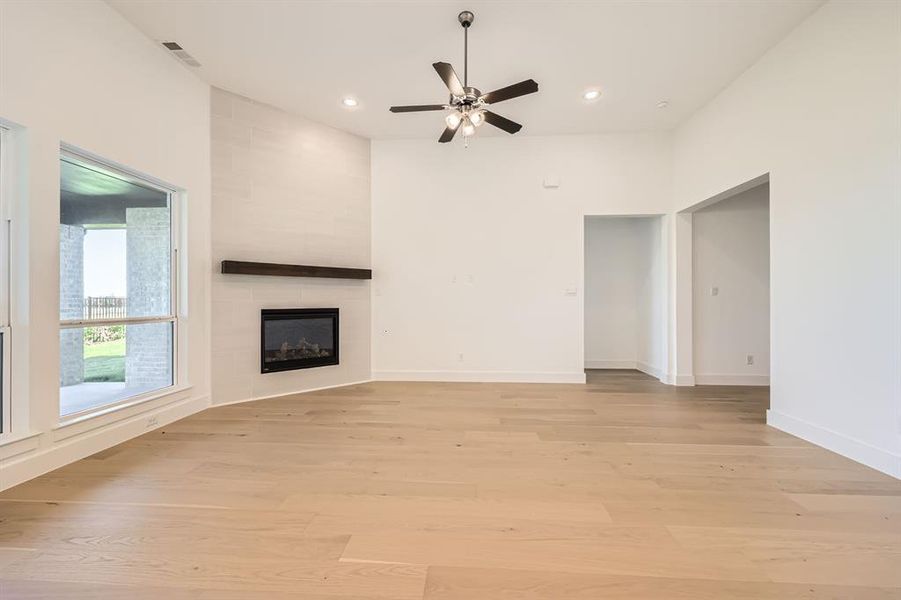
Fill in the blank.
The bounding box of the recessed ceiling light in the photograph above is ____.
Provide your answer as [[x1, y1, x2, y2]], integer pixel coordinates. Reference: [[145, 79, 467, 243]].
[[656, 100, 669, 109], [583, 89, 601, 102], [342, 97, 359, 108]]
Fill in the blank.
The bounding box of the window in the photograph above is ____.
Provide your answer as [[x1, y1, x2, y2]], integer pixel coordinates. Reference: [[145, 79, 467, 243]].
[[0, 126, 10, 433], [58, 151, 177, 419]]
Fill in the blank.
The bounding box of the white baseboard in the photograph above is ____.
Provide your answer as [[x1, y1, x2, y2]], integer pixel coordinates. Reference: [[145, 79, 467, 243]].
[[675, 375, 696, 386], [767, 410, 901, 479], [212, 379, 374, 408], [661, 373, 696, 386], [636, 361, 665, 381], [373, 370, 587, 384], [585, 360, 637, 370], [0, 394, 210, 491], [696, 373, 770, 386]]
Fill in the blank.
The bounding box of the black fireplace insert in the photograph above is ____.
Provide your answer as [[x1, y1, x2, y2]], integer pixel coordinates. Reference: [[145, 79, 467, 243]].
[[260, 308, 339, 373]]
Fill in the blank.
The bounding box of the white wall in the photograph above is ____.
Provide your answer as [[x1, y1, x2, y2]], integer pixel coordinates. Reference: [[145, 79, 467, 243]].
[[372, 133, 671, 383], [584, 216, 665, 378], [0, 0, 211, 489], [673, 1, 901, 476], [210, 88, 371, 405], [692, 183, 770, 385], [637, 216, 666, 377]]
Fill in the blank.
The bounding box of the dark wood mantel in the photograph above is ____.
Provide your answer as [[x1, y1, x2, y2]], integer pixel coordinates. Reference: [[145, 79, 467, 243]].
[[220, 260, 372, 280]]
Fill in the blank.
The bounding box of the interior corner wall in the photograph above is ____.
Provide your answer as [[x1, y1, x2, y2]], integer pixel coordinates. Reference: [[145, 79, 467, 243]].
[[673, 0, 901, 477], [636, 216, 666, 378], [0, 0, 211, 490], [692, 184, 770, 385], [371, 133, 671, 383], [584, 216, 665, 379], [210, 88, 371, 405]]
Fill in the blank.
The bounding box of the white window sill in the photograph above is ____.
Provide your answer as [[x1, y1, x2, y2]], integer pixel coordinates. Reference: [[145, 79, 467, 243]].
[[0, 429, 41, 448], [53, 383, 194, 441], [0, 430, 42, 461]]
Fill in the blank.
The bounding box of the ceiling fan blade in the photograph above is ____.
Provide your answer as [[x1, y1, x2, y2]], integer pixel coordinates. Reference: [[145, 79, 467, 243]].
[[389, 104, 447, 113], [438, 124, 459, 143], [433, 62, 465, 97], [483, 110, 522, 134], [481, 79, 539, 105]]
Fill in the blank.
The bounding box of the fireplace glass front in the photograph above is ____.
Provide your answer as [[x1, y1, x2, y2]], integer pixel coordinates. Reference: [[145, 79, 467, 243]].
[[260, 308, 339, 373]]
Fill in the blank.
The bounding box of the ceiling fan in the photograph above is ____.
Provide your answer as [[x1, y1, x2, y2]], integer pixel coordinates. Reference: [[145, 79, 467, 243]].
[[389, 10, 539, 144]]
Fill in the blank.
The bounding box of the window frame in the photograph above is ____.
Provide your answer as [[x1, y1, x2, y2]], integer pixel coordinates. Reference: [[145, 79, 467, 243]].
[[58, 148, 180, 422], [0, 125, 11, 435]]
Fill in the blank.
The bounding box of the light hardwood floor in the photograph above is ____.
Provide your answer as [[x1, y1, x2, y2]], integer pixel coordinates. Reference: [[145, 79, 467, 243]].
[[2, 370, 900, 598]]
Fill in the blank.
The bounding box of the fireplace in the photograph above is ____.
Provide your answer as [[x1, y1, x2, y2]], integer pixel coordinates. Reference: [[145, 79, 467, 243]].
[[260, 308, 339, 373]]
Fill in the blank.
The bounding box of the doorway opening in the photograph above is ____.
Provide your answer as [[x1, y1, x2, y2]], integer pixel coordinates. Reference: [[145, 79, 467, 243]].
[[691, 181, 770, 387], [583, 215, 666, 382]]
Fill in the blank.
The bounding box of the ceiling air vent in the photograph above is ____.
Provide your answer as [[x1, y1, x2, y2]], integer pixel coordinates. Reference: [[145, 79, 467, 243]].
[[162, 41, 201, 68]]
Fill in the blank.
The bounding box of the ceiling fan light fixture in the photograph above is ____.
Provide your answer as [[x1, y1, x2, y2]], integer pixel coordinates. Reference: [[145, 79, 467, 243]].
[[461, 117, 476, 137], [445, 111, 462, 129], [469, 109, 485, 127]]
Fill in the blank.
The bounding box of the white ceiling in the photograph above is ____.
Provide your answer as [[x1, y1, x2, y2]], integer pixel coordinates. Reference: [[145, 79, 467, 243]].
[[107, 0, 822, 140]]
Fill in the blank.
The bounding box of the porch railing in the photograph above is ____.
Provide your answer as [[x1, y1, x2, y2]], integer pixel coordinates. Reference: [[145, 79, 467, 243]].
[[83, 296, 127, 320]]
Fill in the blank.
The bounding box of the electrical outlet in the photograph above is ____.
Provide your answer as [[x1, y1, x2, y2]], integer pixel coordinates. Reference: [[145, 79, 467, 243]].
[[746, 354, 754, 366], [458, 353, 464, 362], [711, 286, 719, 296], [146, 416, 159, 428]]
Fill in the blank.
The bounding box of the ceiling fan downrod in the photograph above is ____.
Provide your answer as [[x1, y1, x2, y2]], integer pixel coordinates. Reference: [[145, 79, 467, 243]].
[[459, 11, 474, 87]]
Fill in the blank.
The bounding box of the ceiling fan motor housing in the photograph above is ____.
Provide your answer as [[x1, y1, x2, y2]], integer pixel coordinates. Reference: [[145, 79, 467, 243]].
[[453, 87, 483, 107]]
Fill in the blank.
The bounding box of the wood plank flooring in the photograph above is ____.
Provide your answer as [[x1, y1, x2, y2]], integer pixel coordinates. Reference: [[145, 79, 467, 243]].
[[2, 370, 900, 598]]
